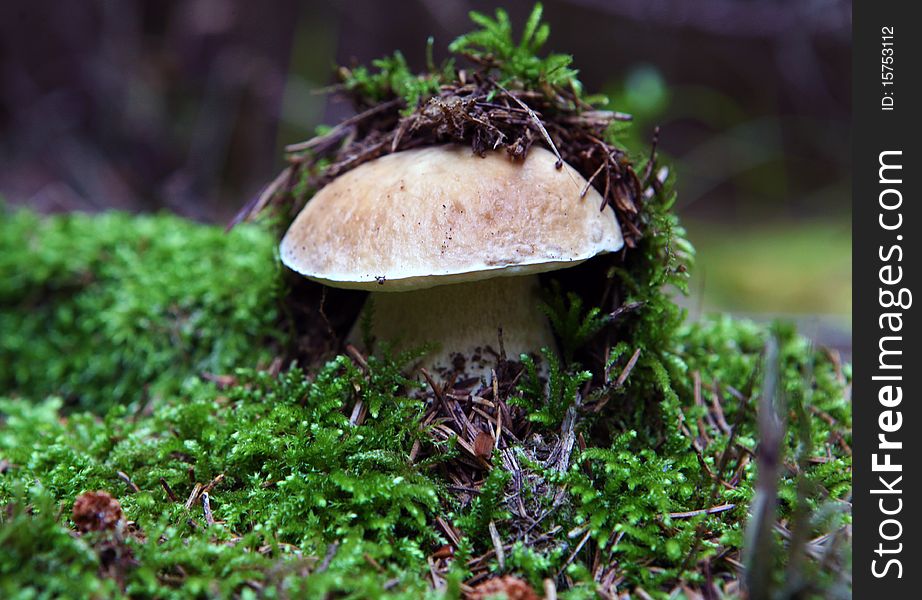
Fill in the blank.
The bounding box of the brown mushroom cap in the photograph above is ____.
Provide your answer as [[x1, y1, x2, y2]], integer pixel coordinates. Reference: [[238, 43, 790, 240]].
[[280, 144, 624, 291]]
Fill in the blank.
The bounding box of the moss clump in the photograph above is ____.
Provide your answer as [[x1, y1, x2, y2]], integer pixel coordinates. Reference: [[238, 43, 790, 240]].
[[340, 3, 582, 111], [1, 488, 123, 599], [0, 207, 285, 412], [1, 307, 850, 598], [1, 355, 442, 598]]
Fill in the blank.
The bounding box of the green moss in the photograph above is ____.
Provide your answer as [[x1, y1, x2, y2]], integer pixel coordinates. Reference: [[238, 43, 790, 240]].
[[342, 49, 452, 113], [1, 485, 122, 600], [0, 5, 849, 598], [1, 357, 440, 598], [0, 207, 285, 412], [339, 4, 584, 110], [448, 4, 581, 93], [0, 310, 851, 598]]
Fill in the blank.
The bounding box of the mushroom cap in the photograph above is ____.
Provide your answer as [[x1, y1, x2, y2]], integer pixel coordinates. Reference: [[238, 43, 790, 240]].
[[280, 144, 624, 291]]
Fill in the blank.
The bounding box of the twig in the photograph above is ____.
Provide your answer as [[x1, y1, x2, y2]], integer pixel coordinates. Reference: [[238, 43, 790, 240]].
[[408, 439, 421, 464], [492, 369, 503, 451], [709, 381, 732, 435], [159, 477, 178, 502], [492, 80, 565, 169], [228, 166, 292, 229], [634, 587, 655, 600], [184, 483, 203, 511], [117, 471, 140, 493], [420, 368, 444, 406], [615, 348, 642, 388], [557, 529, 592, 577], [669, 503, 736, 519], [489, 520, 505, 571], [201, 473, 225, 496], [581, 159, 608, 199], [680, 357, 759, 573], [744, 337, 785, 600], [435, 517, 462, 549], [285, 99, 402, 153], [201, 492, 215, 526], [317, 542, 340, 573], [428, 556, 444, 588], [345, 343, 369, 371], [349, 400, 365, 426]]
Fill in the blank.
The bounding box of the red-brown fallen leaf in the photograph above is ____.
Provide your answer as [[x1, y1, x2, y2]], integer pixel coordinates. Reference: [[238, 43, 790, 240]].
[[467, 575, 540, 600], [73, 490, 123, 533], [473, 430, 495, 458], [431, 544, 455, 560]]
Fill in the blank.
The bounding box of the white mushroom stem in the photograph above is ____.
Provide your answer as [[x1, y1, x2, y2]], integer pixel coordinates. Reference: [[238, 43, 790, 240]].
[[349, 274, 556, 380]]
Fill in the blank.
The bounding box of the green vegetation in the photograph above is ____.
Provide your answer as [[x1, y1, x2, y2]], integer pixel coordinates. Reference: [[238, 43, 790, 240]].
[[341, 48, 451, 113], [341, 4, 585, 112], [1, 5, 850, 598], [448, 4, 581, 93], [0, 208, 284, 412], [0, 207, 851, 598], [1, 358, 440, 598]]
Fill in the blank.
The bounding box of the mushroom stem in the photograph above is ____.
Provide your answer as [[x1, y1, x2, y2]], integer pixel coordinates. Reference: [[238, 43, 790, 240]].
[[350, 275, 556, 380]]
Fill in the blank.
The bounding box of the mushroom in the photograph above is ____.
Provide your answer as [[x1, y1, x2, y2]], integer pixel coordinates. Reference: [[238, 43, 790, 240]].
[[280, 145, 623, 379]]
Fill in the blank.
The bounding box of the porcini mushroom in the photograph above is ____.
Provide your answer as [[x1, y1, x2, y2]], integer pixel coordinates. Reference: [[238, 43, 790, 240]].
[[280, 144, 623, 379]]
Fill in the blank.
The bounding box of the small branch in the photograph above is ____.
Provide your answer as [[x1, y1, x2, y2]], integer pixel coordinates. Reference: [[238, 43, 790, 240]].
[[116, 470, 140, 494], [227, 166, 292, 229], [316, 542, 340, 574], [345, 344, 369, 371], [488, 520, 505, 571], [492, 80, 565, 168], [201, 473, 225, 496], [184, 483, 204, 511], [668, 503, 736, 519], [435, 516, 462, 549], [159, 477, 178, 502], [745, 337, 785, 600], [285, 98, 402, 153], [201, 492, 215, 526], [557, 529, 592, 577], [349, 400, 366, 426], [615, 348, 642, 388]]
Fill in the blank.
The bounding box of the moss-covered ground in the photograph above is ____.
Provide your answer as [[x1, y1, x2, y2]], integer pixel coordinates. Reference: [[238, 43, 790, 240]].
[[1, 205, 850, 598], [0, 5, 850, 598]]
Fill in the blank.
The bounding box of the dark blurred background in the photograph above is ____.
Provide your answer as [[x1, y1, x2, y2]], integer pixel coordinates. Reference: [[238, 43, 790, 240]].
[[0, 0, 851, 346]]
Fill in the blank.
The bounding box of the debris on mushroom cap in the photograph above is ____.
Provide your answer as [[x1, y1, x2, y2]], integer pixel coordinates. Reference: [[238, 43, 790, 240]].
[[280, 144, 624, 292], [467, 575, 540, 600], [73, 490, 123, 533]]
